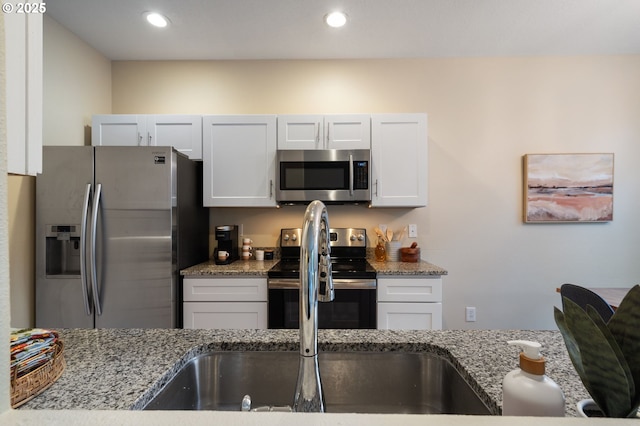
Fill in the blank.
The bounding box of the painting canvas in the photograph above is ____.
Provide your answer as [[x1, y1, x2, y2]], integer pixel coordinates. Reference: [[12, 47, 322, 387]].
[[524, 153, 614, 223]]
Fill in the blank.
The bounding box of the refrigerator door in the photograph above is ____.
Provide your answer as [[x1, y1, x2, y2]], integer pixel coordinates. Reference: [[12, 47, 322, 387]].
[[36, 146, 95, 328], [93, 146, 175, 328]]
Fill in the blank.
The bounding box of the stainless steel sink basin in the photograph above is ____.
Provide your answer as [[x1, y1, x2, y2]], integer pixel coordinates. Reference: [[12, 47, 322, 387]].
[[143, 351, 491, 414]]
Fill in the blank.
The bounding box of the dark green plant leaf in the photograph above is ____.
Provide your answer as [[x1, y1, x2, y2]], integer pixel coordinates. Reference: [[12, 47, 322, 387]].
[[562, 297, 631, 417], [586, 305, 635, 401], [554, 306, 586, 382], [607, 285, 640, 411]]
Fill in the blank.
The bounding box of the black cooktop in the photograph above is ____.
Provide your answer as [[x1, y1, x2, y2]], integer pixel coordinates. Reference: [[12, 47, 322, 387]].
[[268, 258, 376, 279]]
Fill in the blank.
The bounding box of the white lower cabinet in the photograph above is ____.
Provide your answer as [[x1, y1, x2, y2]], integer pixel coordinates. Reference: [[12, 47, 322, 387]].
[[377, 276, 443, 330], [183, 277, 268, 329]]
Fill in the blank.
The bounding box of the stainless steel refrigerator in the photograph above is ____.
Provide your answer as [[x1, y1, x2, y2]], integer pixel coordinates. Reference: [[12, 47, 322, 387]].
[[36, 146, 208, 328]]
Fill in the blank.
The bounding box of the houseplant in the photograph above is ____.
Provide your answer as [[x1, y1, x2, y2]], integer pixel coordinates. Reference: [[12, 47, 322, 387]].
[[554, 284, 640, 417]]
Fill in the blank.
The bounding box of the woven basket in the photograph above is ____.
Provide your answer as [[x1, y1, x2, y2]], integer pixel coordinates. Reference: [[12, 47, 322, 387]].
[[10, 340, 66, 408]]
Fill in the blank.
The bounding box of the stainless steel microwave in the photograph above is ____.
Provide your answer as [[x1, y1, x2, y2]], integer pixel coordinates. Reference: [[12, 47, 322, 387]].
[[276, 149, 371, 204]]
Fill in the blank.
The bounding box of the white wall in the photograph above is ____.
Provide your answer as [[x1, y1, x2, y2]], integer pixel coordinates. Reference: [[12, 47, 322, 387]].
[[1, 10, 13, 413], [112, 57, 640, 330]]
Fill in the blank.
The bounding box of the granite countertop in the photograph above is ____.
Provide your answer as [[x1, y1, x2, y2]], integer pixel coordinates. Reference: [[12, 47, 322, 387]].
[[181, 258, 448, 277], [20, 328, 589, 416], [370, 259, 448, 276], [181, 259, 280, 276]]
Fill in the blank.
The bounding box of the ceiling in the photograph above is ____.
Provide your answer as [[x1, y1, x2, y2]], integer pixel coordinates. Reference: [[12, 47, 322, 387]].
[[45, 0, 640, 61]]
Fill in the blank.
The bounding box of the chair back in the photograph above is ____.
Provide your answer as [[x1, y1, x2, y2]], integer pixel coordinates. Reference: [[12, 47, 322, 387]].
[[560, 283, 615, 322]]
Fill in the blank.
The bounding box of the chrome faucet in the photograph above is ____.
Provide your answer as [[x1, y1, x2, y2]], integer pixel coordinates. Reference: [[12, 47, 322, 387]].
[[293, 200, 334, 412]]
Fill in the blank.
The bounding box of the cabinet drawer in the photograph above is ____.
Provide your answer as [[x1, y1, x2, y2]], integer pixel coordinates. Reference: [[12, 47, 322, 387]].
[[377, 277, 442, 302], [183, 302, 267, 329], [377, 302, 442, 330], [183, 278, 267, 302]]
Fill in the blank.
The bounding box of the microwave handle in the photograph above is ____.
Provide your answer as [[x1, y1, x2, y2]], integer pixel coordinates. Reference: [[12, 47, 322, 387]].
[[326, 122, 330, 148], [349, 154, 354, 196]]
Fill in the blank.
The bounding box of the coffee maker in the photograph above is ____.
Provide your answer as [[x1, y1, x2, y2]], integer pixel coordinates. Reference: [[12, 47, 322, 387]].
[[214, 225, 239, 265]]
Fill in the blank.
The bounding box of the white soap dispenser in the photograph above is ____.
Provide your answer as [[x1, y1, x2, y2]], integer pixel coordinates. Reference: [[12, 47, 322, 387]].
[[502, 340, 565, 417]]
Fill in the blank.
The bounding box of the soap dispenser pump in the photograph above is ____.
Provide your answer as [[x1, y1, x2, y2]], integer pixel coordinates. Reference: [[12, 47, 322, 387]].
[[502, 340, 565, 417]]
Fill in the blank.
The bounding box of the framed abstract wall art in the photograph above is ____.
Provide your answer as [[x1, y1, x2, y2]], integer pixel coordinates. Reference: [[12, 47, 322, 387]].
[[523, 153, 614, 223]]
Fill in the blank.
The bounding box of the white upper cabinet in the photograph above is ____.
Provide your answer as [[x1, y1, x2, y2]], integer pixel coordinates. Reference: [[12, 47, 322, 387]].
[[202, 115, 277, 207], [147, 115, 202, 160], [277, 114, 370, 150], [5, 11, 43, 176], [277, 114, 323, 150], [371, 114, 428, 207], [92, 115, 203, 160], [92, 115, 146, 147]]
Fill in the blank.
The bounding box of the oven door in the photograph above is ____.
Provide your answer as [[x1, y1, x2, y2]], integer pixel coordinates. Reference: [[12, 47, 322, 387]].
[[268, 279, 376, 329]]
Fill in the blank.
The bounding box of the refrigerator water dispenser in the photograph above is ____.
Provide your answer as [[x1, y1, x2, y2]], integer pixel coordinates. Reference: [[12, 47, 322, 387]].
[[45, 225, 81, 277]]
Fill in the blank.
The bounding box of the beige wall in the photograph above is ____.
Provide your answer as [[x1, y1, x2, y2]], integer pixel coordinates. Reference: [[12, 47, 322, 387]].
[[43, 15, 111, 146], [7, 175, 35, 327], [112, 57, 640, 329], [7, 15, 111, 328]]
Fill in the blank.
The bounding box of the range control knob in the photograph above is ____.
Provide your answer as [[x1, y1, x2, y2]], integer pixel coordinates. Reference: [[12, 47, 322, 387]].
[[357, 233, 365, 241], [350, 234, 356, 241], [291, 234, 297, 241], [283, 234, 290, 241]]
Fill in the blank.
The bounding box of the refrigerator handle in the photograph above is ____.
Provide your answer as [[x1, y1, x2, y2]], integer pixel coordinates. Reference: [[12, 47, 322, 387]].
[[80, 183, 92, 316], [90, 183, 103, 316]]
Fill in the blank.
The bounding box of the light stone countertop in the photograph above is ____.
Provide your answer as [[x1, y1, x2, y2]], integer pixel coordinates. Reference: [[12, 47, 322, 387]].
[[181, 259, 280, 276], [180, 258, 447, 277], [18, 328, 589, 417]]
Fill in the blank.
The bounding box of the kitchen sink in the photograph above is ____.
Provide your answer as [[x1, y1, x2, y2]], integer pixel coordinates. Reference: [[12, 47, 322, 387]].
[[142, 351, 492, 414]]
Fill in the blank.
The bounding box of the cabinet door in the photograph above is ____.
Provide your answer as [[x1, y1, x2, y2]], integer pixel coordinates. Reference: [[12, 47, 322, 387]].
[[92, 115, 147, 147], [183, 302, 268, 329], [371, 114, 427, 207], [203, 115, 277, 207], [277, 114, 323, 150], [183, 278, 268, 302], [5, 11, 42, 175], [147, 115, 203, 160], [377, 277, 442, 303], [326, 114, 371, 150], [377, 302, 442, 330]]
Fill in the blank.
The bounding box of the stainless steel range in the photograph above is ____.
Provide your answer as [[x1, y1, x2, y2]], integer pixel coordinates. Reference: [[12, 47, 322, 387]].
[[268, 227, 377, 329]]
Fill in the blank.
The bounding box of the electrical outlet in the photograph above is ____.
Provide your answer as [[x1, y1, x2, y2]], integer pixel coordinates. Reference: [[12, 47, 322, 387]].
[[465, 307, 477, 322], [408, 224, 418, 238]]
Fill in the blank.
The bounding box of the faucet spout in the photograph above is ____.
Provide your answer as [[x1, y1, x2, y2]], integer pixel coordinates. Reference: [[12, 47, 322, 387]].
[[292, 200, 334, 412]]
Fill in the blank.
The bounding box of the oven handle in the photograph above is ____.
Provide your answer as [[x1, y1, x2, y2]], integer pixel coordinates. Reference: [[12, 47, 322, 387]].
[[268, 278, 376, 290]]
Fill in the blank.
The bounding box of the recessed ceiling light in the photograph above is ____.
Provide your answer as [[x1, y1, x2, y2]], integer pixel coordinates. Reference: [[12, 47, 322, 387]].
[[145, 12, 169, 28], [324, 11, 347, 28]]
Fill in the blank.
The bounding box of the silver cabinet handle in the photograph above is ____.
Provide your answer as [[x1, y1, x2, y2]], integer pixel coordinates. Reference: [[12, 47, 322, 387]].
[[375, 179, 379, 197], [90, 183, 103, 316], [148, 134, 152, 146], [80, 183, 92, 316], [269, 179, 273, 198], [138, 133, 143, 146]]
